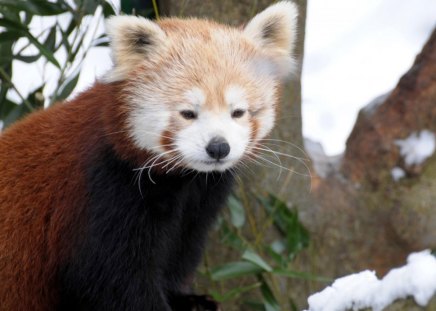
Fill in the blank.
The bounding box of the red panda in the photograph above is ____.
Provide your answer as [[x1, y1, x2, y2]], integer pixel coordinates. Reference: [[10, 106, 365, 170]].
[[0, 2, 298, 310]]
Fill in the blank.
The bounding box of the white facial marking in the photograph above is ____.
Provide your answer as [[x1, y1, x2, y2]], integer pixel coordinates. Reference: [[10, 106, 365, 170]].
[[127, 87, 171, 154], [185, 87, 206, 108], [175, 111, 250, 172], [225, 85, 248, 110]]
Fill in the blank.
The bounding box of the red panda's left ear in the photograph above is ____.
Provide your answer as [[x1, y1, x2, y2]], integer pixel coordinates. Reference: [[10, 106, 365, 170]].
[[104, 15, 168, 82], [244, 1, 298, 79]]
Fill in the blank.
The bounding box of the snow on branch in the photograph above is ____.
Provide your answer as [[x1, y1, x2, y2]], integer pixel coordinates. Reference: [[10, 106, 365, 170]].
[[304, 250, 436, 311], [395, 130, 435, 167]]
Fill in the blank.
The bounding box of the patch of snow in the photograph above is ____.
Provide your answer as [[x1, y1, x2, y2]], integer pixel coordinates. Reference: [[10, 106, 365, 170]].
[[395, 130, 436, 166], [391, 166, 405, 181], [304, 250, 436, 311], [0, 120, 3, 132]]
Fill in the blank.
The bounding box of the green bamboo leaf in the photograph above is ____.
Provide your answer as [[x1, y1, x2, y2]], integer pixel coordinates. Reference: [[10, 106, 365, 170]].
[[43, 26, 57, 52], [23, 11, 33, 25], [228, 195, 245, 228], [266, 241, 288, 267], [0, 98, 18, 120], [260, 193, 309, 257], [3, 103, 30, 127], [26, 32, 60, 68], [242, 249, 273, 272], [14, 54, 41, 63], [219, 222, 245, 249], [0, 17, 60, 68], [102, 1, 116, 17], [0, 31, 23, 42], [0, 17, 28, 32], [210, 283, 261, 302], [0, 0, 68, 16], [70, 31, 87, 61], [79, 0, 99, 15], [210, 261, 263, 281], [272, 268, 331, 282], [55, 70, 80, 101], [92, 34, 109, 47], [59, 28, 72, 55], [1, 84, 43, 127], [260, 278, 280, 311]]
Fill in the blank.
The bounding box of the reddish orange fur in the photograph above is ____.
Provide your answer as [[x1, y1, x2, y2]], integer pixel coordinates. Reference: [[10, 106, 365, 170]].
[[0, 83, 143, 310]]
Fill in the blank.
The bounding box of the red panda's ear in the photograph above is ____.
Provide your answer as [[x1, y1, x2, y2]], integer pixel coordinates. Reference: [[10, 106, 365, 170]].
[[104, 16, 167, 82], [244, 1, 298, 79]]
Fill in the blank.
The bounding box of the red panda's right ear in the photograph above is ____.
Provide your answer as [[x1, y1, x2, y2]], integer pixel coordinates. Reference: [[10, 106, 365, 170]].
[[104, 16, 168, 82]]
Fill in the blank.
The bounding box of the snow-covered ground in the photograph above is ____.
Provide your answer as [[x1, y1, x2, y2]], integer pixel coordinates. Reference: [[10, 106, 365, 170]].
[[305, 250, 436, 311]]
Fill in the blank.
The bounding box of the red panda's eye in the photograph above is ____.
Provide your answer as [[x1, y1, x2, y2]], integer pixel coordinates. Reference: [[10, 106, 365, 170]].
[[231, 109, 246, 118], [180, 110, 197, 120]]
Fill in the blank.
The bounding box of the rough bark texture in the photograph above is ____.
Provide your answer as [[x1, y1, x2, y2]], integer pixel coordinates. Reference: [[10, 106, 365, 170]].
[[303, 28, 436, 310]]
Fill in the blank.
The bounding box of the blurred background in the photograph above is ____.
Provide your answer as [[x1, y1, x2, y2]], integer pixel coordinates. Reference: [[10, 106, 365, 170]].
[[1, 1, 435, 310]]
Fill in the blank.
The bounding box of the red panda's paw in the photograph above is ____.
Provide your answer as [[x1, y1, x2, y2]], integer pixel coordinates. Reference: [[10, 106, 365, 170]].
[[171, 294, 221, 311]]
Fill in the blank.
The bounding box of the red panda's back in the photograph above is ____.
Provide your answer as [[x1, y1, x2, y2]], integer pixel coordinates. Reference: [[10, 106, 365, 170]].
[[0, 85, 110, 310]]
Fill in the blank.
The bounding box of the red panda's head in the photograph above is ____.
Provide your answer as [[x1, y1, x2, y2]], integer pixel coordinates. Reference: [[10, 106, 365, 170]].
[[104, 1, 298, 172]]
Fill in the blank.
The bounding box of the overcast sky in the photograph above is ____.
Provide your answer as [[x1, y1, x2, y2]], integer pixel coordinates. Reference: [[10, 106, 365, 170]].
[[303, 0, 436, 155]]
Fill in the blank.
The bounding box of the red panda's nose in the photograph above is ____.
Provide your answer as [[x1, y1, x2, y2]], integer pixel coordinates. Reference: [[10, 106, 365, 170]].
[[206, 137, 230, 160]]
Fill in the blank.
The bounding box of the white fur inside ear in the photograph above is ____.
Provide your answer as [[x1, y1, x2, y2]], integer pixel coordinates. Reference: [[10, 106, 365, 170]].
[[244, 1, 298, 78], [103, 15, 167, 82]]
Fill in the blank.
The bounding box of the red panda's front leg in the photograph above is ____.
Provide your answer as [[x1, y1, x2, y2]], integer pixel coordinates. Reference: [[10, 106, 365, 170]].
[[169, 294, 221, 311]]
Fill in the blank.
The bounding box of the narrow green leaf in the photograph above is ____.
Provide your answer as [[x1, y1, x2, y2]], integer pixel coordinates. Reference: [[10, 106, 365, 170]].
[[0, 17, 60, 67], [0, 31, 23, 42], [55, 70, 80, 101], [43, 26, 57, 52], [0, 98, 18, 120], [228, 195, 245, 228], [266, 242, 289, 268], [14, 54, 41, 63], [272, 268, 331, 282], [210, 283, 261, 302], [242, 249, 273, 272], [0, 17, 28, 32], [219, 222, 245, 249], [2, 84, 44, 127], [260, 193, 309, 257], [102, 1, 116, 17], [79, 0, 99, 15], [92, 34, 109, 47], [59, 28, 72, 55], [210, 261, 263, 281], [70, 31, 87, 61], [26, 32, 60, 68], [23, 11, 33, 25], [0, 0, 68, 16], [260, 278, 280, 311]]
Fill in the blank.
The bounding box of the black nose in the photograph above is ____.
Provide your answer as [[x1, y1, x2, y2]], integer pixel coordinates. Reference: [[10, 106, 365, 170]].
[[206, 137, 230, 160]]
